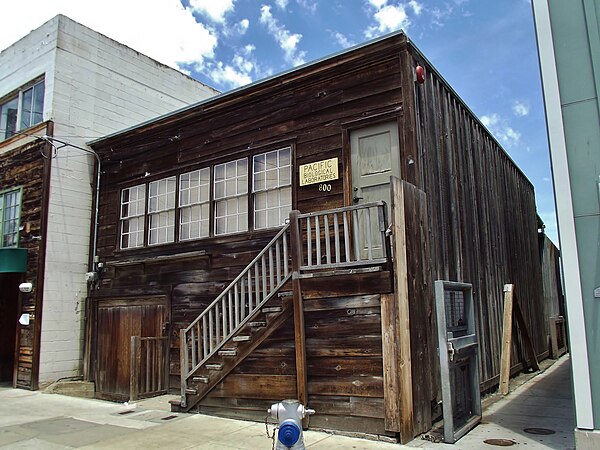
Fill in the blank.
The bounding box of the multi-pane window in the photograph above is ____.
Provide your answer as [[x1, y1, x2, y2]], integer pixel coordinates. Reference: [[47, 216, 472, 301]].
[[118, 148, 293, 249], [0, 189, 22, 248], [148, 177, 176, 245], [0, 97, 18, 140], [253, 148, 292, 229], [120, 184, 146, 249], [0, 78, 44, 141], [179, 168, 210, 240], [214, 159, 248, 235], [20, 81, 45, 130]]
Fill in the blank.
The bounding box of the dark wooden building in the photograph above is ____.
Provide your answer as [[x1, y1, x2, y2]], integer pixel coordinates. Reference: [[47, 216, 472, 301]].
[[87, 32, 548, 442], [0, 122, 53, 390]]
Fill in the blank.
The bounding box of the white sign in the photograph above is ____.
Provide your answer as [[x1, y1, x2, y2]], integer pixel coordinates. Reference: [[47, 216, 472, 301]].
[[299, 157, 339, 186]]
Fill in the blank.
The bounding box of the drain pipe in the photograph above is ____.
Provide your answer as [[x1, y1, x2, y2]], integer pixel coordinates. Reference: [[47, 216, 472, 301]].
[[40, 135, 102, 275]]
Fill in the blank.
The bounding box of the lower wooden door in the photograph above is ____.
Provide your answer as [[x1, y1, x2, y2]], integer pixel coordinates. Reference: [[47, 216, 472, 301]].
[[93, 296, 168, 401]]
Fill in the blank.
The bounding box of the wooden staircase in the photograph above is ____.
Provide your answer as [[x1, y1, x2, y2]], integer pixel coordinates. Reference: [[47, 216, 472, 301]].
[[172, 224, 292, 412], [172, 202, 390, 413], [173, 290, 293, 412]]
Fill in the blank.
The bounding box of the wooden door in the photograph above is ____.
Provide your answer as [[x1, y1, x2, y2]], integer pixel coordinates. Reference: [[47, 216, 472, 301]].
[[94, 296, 168, 401], [350, 122, 400, 257]]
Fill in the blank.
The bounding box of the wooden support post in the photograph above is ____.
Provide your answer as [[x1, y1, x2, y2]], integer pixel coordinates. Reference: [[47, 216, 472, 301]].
[[513, 297, 540, 372], [500, 284, 514, 395], [289, 210, 308, 419], [130, 335, 140, 402], [500, 284, 539, 396], [382, 177, 413, 443], [180, 330, 188, 407]]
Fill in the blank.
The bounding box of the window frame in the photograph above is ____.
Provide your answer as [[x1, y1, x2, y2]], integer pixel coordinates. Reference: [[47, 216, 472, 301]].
[[116, 144, 295, 251], [0, 77, 45, 141], [120, 183, 147, 250], [179, 167, 211, 241], [147, 176, 177, 246], [252, 147, 292, 230], [214, 158, 249, 236], [0, 187, 23, 248]]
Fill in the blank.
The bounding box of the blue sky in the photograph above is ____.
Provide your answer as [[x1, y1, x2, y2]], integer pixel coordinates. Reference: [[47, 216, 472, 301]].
[[1, 0, 557, 242]]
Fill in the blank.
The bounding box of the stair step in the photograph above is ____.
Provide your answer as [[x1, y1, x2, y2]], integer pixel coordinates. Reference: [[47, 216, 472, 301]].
[[218, 349, 237, 357], [206, 363, 223, 371], [233, 335, 251, 342], [278, 291, 293, 298], [262, 306, 283, 313], [192, 376, 209, 383], [248, 321, 266, 327], [185, 388, 198, 395]]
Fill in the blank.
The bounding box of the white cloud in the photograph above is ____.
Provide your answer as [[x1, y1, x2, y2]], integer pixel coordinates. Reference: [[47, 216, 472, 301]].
[[0, 0, 217, 69], [199, 44, 270, 90], [512, 101, 529, 117], [331, 31, 355, 48], [276, 0, 289, 9], [365, 2, 410, 38], [368, 0, 388, 8], [188, 0, 235, 23], [296, 0, 318, 13], [481, 113, 521, 148], [208, 61, 252, 88], [259, 5, 306, 66], [236, 18, 250, 34], [408, 1, 423, 15]]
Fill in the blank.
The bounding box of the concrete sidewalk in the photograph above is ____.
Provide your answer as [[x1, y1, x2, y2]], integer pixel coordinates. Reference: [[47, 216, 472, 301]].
[[0, 356, 574, 449]]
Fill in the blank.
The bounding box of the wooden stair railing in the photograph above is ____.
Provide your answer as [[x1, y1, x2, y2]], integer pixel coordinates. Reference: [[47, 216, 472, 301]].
[[178, 224, 291, 410], [297, 201, 390, 272], [175, 202, 390, 412]]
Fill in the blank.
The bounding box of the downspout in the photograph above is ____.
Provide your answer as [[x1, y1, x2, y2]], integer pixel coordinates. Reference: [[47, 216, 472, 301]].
[[40, 135, 102, 273]]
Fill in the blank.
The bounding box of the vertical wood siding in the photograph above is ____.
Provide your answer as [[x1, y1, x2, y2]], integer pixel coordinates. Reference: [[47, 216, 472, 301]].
[[89, 35, 546, 436], [0, 126, 51, 389], [409, 50, 545, 391], [91, 37, 407, 434]]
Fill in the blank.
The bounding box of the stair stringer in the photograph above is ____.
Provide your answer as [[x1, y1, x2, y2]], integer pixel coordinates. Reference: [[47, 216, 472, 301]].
[[175, 288, 294, 413]]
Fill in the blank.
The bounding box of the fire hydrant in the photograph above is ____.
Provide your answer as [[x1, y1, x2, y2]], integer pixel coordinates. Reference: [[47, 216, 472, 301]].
[[268, 399, 315, 449]]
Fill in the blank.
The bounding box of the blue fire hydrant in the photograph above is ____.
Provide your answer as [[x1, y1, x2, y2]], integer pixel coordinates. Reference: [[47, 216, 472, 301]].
[[268, 399, 315, 449]]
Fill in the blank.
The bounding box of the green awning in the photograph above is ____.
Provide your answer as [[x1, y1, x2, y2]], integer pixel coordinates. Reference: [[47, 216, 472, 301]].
[[0, 248, 28, 273]]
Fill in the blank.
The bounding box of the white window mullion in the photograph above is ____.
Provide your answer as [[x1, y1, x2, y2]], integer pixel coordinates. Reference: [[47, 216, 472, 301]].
[[253, 147, 292, 230]]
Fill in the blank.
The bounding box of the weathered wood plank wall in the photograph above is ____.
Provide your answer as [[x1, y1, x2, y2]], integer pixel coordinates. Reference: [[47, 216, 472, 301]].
[[91, 36, 407, 425], [197, 292, 394, 436], [0, 122, 52, 390], [89, 33, 546, 437], [408, 49, 546, 392]]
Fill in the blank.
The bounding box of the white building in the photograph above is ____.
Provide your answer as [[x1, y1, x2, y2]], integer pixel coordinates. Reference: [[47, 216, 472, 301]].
[[0, 14, 217, 389]]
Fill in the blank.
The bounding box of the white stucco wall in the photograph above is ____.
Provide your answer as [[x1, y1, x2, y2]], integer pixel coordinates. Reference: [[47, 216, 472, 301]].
[[2, 14, 218, 386]]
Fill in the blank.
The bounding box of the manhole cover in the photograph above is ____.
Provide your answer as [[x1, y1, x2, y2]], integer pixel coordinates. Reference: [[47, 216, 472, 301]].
[[524, 427, 555, 435], [161, 415, 178, 421], [118, 410, 135, 415], [484, 438, 517, 446]]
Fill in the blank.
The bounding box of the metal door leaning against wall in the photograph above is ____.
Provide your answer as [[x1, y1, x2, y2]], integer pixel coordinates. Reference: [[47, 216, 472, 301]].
[[93, 296, 168, 401], [434, 281, 482, 444], [350, 122, 400, 259]]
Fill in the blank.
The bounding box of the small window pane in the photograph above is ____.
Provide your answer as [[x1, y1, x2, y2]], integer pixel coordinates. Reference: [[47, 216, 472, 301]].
[[214, 158, 249, 235], [20, 88, 33, 129], [253, 147, 292, 229], [32, 82, 44, 125], [1, 189, 21, 248], [0, 97, 18, 140]]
